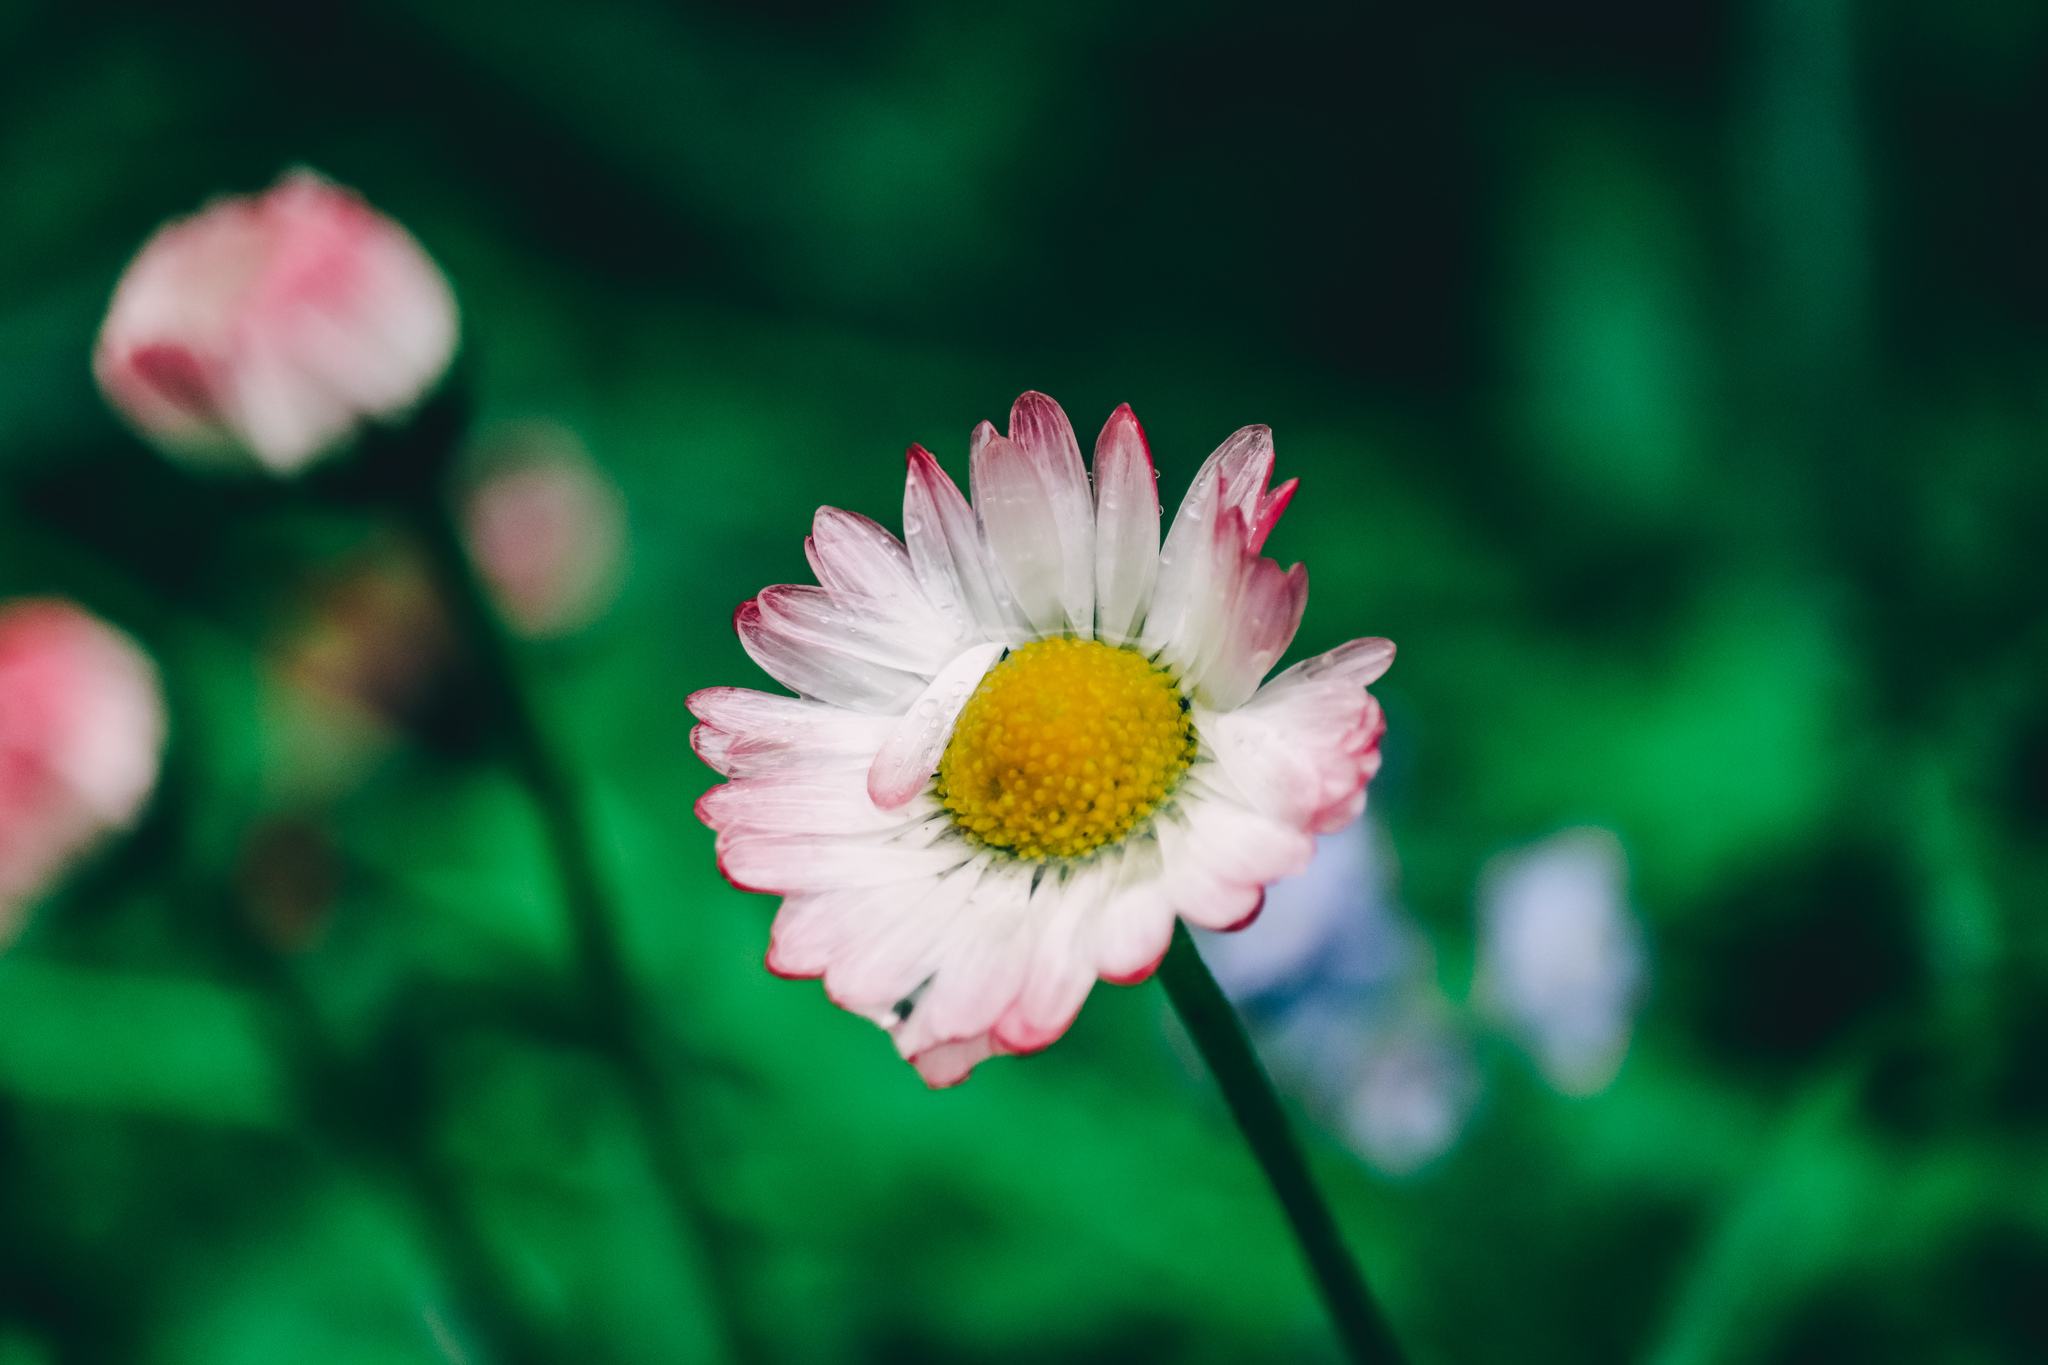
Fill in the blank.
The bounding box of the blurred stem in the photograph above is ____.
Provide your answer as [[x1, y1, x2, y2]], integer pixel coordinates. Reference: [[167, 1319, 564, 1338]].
[[1158, 923, 1407, 1365], [403, 485, 756, 1365]]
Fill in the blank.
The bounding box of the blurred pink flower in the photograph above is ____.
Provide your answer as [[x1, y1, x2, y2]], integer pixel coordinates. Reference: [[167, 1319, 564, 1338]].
[[0, 600, 167, 941], [94, 170, 458, 475], [461, 423, 627, 638]]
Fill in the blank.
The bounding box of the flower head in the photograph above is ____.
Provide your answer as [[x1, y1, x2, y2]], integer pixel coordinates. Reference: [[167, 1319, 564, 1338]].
[[94, 170, 459, 475], [690, 393, 1393, 1085], [0, 600, 167, 942]]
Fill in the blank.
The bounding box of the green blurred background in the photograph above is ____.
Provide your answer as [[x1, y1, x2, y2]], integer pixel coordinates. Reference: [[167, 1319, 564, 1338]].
[[4, 0, 2048, 1360]]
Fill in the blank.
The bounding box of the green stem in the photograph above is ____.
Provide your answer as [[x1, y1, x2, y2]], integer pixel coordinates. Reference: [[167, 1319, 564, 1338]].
[[405, 489, 757, 1365], [1157, 922, 1407, 1365]]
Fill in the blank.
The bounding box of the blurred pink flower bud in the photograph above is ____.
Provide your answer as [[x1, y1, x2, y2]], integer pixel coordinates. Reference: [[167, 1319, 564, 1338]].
[[93, 170, 459, 475], [0, 600, 167, 942], [461, 422, 626, 637]]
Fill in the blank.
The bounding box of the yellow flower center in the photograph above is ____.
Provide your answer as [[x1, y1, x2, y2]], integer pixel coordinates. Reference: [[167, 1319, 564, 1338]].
[[935, 638, 1195, 861]]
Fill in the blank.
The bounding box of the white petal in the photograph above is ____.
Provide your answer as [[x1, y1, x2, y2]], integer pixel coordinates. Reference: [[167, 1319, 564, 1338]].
[[971, 431, 1072, 637], [1007, 392, 1095, 637], [769, 880, 940, 980], [735, 600, 928, 714], [867, 641, 1006, 809], [1141, 423, 1303, 663], [756, 585, 956, 677], [890, 864, 1038, 1057], [1089, 839, 1178, 983], [805, 506, 921, 603], [696, 771, 914, 840], [910, 1035, 998, 1088], [1158, 776, 1316, 928], [1091, 404, 1160, 647], [1201, 680, 1385, 835], [903, 445, 1023, 642], [1260, 636, 1397, 694], [1139, 467, 1222, 662], [719, 831, 970, 897], [994, 862, 1115, 1049], [686, 687, 893, 778], [806, 506, 962, 651], [1187, 557, 1309, 711], [821, 856, 992, 1012]]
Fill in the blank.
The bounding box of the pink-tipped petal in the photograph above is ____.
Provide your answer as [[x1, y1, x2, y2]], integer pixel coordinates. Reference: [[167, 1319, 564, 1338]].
[[1139, 466, 1224, 661], [904, 446, 1021, 642], [1212, 424, 1273, 496], [735, 599, 928, 714], [867, 641, 1005, 809], [971, 432, 1072, 636], [1204, 666, 1389, 834], [697, 771, 909, 840], [969, 419, 998, 463], [1159, 782, 1316, 928], [1190, 558, 1309, 711], [687, 687, 893, 779], [1007, 392, 1095, 636], [821, 858, 992, 1012], [1262, 635, 1397, 692], [1092, 404, 1160, 646], [911, 1035, 999, 1088], [1248, 477, 1297, 555], [805, 507, 932, 621], [756, 585, 956, 677], [719, 833, 967, 897]]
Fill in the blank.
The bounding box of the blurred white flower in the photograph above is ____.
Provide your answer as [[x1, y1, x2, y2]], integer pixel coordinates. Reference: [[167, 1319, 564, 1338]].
[[460, 422, 627, 638], [1197, 816, 1480, 1176], [1476, 827, 1647, 1097], [0, 600, 167, 942], [94, 169, 458, 475]]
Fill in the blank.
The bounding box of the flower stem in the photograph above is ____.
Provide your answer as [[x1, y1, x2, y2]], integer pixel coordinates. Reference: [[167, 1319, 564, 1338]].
[[403, 485, 757, 1365], [1157, 922, 1407, 1365]]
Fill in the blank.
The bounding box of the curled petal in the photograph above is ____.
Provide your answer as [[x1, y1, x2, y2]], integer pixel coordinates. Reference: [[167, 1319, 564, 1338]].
[[867, 641, 1005, 809]]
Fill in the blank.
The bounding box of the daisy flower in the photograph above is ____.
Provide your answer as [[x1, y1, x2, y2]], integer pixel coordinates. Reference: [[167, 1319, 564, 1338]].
[[691, 392, 1393, 1086]]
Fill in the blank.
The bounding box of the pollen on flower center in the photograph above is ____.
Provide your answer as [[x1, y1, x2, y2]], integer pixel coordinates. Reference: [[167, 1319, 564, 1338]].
[[934, 638, 1195, 861]]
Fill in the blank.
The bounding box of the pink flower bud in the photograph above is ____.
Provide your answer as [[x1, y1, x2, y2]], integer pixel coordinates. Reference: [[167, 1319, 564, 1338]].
[[94, 170, 459, 475], [0, 600, 167, 942], [461, 422, 627, 637]]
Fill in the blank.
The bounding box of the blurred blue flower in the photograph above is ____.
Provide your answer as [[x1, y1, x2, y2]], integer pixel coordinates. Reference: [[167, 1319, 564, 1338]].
[[1476, 828, 1647, 1097], [1196, 817, 1478, 1175]]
